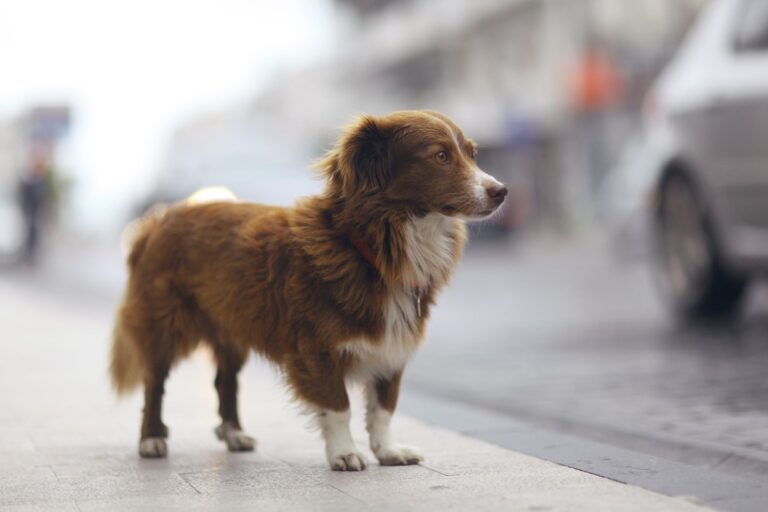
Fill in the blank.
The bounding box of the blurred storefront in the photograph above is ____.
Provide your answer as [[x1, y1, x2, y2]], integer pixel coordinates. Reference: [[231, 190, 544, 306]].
[[160, 0, 706, 235]]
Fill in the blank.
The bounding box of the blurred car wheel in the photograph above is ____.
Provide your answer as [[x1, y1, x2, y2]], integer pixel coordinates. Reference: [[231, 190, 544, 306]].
[[655, 173, 748, 320]]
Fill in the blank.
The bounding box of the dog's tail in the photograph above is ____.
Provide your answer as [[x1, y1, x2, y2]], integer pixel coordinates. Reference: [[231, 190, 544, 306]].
[[109, 317, 144, 395], [110, 206, 167, 395]]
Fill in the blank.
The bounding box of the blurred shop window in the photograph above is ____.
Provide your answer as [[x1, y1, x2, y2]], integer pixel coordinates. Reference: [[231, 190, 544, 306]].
[[734, 0, 768, 52]]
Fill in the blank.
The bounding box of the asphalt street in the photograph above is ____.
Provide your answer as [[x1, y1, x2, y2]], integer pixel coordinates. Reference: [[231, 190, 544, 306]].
[[406, 232, 768, 480]]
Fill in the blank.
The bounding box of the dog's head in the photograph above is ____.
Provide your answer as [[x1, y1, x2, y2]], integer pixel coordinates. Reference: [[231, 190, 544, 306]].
[[317, 110, 507, 219]]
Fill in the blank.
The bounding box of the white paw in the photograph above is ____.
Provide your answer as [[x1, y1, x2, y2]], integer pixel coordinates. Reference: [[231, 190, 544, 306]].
[[375, 445, 424, 466], [215, 423, 256, 452], [139, 437, 167, 458], [328, 451, 368, 471]]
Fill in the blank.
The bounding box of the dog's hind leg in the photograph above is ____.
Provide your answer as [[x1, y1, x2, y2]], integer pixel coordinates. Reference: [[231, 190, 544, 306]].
[[212, 346, 256, 452], [139, 360, 171, 458]]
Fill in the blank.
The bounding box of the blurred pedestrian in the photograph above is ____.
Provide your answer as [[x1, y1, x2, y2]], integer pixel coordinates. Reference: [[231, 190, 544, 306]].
[[17, 143, 52, 264], [567, 42, 625, 196]]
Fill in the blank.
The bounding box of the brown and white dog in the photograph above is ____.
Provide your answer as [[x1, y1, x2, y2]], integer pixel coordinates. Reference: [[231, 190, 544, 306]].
[[110, 110, 507, 471]]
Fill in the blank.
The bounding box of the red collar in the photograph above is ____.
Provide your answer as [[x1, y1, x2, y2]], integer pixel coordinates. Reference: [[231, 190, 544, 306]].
[[347, 232, 380, 274]]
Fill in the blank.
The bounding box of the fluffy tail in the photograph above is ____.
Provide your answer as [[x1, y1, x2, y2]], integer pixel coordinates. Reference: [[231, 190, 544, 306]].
[[111, 207, 166, 395], [110, 318, 143, 395]]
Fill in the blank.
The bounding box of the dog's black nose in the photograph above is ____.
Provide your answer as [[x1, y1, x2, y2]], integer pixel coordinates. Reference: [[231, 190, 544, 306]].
[[486, 183, 508, 201]]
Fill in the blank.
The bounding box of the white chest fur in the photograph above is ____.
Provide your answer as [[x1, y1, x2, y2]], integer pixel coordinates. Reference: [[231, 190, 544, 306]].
[[340, 214, 456, 381], [401, 213, 456, 289]]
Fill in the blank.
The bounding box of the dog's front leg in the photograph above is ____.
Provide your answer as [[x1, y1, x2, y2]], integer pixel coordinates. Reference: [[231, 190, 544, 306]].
[[365, 371, 424, 465], [317, 408, 367, 471], [289, 362, 368, 471]]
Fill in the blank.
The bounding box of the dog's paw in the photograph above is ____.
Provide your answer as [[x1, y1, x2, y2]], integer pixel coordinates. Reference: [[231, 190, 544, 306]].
[[328, 451, 368, 471], [139, 437, 168, 458], [375, 445, 424, 466], [215, 422, 256, 452]]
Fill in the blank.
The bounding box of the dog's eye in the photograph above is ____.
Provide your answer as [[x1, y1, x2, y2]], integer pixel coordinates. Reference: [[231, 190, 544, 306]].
[[435, 151, 449, 164]]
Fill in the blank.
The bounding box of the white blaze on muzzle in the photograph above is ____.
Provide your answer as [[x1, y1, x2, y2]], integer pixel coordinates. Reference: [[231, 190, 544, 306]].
[[473, 167, 504, 202]]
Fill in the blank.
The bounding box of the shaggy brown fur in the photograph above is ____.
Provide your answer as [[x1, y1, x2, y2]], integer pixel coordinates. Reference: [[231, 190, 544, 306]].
[[110, 109, 507, 469]]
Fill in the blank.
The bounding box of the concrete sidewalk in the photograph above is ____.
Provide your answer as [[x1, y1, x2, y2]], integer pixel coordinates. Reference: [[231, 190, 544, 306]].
[[0, 278, 715, 512]]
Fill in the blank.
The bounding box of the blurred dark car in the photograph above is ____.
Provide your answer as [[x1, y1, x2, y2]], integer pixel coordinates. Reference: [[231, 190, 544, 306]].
[[614, 0, 768, 319]]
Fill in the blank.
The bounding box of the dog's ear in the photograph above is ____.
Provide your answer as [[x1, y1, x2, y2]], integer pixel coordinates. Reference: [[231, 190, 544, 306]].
[[339, 115, 392, 196], [325, 116, 392, 197]]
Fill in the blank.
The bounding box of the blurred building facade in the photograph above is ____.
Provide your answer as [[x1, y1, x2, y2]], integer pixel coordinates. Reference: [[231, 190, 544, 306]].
[[0, 119, 20, 191], [161, 0, 706, 233]]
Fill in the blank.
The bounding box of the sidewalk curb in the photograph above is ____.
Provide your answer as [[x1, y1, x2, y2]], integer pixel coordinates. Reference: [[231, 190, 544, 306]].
[[400, 391, 768, 512], [403, 382, 768, 479]]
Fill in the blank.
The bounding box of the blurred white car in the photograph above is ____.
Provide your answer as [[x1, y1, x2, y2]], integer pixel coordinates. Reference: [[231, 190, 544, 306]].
[[616, 0, 768, 319], [144, 116, 323, 214]]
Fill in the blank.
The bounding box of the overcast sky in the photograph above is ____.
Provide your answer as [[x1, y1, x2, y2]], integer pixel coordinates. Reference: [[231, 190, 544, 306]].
[[0, 0, 334, 231]]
